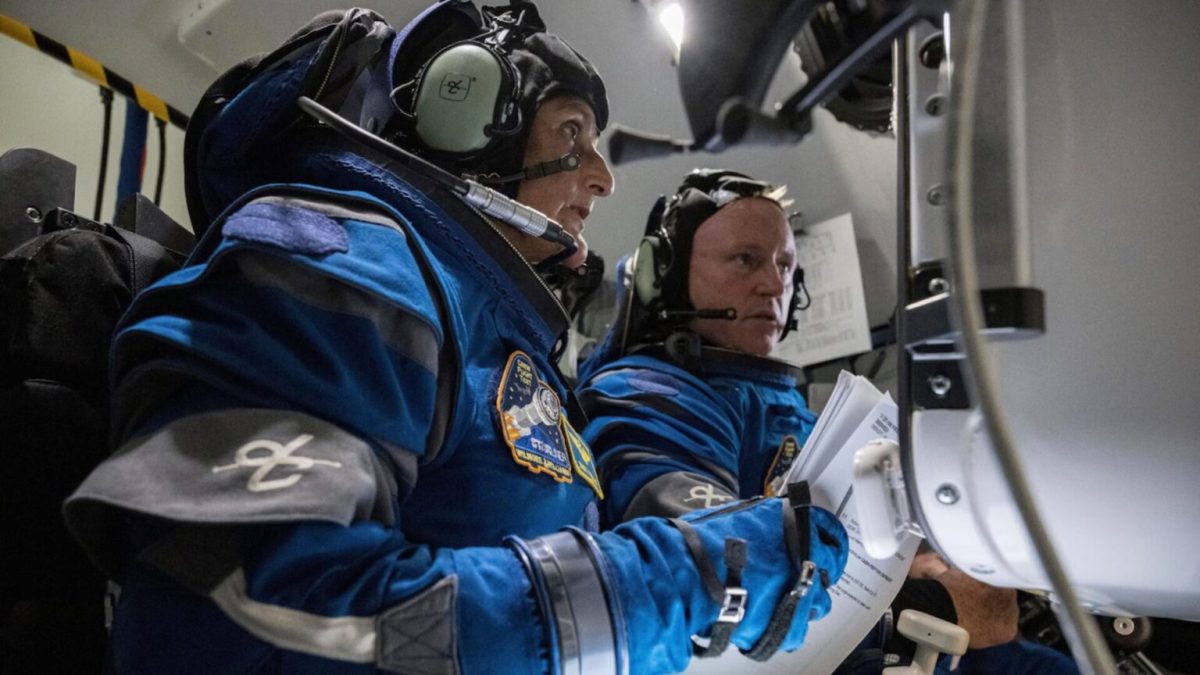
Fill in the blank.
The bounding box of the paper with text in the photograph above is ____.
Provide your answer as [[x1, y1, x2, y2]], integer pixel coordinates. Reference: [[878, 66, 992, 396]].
[[773, 213, 872, 368]]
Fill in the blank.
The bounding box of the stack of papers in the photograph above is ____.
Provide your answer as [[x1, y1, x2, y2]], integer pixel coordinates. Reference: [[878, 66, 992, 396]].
[[686, 372, 919, 675]]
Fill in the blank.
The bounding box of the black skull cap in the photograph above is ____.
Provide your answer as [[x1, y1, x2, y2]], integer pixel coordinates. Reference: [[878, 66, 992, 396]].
[[509, 30, 609, 131]]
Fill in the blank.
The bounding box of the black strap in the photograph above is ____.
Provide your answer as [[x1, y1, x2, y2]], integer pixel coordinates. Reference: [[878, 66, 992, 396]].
[[671, 518, 724, 603], [672, 518, 748, 658], [697, 538, 747, 657], [743, 482, 816, 662]]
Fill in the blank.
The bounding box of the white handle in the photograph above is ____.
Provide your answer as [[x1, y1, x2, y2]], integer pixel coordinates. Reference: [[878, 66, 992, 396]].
[[852, 439, 909, 559]]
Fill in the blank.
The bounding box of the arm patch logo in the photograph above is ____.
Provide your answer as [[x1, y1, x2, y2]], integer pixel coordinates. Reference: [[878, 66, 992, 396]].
[[562, 417, 603, 500], [496, 351, 573, 483]]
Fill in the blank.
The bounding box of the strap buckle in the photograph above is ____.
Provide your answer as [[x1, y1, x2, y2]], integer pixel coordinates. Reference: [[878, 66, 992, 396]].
[[717, 586, 748, 623], [790, 560, 816, 600]]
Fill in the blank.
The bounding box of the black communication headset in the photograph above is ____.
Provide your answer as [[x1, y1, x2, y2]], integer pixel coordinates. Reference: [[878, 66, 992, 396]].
[[630, 171, 809, 338], [391, 7, 529, 159], [390, 3, 584, 185]]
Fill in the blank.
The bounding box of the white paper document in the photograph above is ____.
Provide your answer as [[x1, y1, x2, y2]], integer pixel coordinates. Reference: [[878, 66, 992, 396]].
[[773, 213, 872, 368], [685, 372, 918, 675]]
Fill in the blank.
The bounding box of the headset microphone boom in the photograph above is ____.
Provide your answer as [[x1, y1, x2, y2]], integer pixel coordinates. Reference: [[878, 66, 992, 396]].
[[296, 95, 578, 254]]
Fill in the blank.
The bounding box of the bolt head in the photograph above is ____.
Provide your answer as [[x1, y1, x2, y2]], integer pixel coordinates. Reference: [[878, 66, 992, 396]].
[[935, 483, 960, 504], [25, 206, 42, 222], [1112, 617, 1136, 636], [927, 185, 945, 206], [928, 374, 953, 397], [924, 94, 946, 117], [919, 33, 945, 69]]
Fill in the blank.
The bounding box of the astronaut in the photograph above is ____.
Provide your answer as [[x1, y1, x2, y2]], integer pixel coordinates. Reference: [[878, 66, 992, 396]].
[[63, 4, 847, 674], [577, 168, 1075, 670]]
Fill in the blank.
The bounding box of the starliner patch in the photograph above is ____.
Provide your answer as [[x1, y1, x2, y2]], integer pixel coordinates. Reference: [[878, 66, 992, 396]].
[[496, 351, 572, 483], [764, 434, 800, 497]]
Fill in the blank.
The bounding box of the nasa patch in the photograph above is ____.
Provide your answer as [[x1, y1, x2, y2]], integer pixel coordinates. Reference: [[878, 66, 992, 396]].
[[496, 351, 572, 483], [763, 434, 800, 497]]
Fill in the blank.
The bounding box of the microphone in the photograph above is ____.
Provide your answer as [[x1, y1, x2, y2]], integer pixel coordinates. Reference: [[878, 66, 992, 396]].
[[460, 181, 576, 249], [521, 152, 579, 180], [296, 96, 576, 254], [657, 308, 737, 321], [474, 152, 581, 184]]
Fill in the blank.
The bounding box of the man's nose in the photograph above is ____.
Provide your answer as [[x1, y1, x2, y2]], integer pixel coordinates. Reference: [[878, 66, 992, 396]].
[[757, 266, 787, 297], [582, 146, 614, 197]]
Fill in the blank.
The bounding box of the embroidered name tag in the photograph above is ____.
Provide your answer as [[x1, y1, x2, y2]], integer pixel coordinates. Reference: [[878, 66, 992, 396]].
[[496, 351, 572, 483], [763, 434, 800, 497]]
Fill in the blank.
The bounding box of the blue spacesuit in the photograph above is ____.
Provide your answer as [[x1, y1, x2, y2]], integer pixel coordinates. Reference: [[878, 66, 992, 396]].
[[581, 348, 816, 527], [63, 5, 848, 674]]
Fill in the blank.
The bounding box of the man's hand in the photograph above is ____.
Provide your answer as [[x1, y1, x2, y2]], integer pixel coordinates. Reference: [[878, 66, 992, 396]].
[[909, 550, 1019, 649]]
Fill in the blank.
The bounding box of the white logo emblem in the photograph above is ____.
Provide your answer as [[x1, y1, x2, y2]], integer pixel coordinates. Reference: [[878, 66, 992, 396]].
[[212, 434, 342, 492], [684, 484, 733, 509]]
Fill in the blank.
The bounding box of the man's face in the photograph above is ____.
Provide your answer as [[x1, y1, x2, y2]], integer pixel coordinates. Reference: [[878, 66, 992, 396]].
[[511, 96, 614, 269], [687, 197, 796, 357]]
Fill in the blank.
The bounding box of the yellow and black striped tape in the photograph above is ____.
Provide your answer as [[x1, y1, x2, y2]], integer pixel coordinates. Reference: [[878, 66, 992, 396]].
[[1, 13, 189, 129]]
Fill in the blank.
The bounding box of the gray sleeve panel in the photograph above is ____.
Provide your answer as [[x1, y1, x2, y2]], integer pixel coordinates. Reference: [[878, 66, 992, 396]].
[[377, 575, 460, 675], [64, 407, 408, 578], [596, 448, 737, 497], [622, 471, 739, 521]]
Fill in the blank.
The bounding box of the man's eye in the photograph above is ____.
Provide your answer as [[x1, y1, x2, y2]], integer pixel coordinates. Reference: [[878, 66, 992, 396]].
[[734, 254, 757, 268]]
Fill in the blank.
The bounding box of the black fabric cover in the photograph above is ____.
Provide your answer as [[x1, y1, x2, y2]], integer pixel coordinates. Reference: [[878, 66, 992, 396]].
[[0, 226, 180, 673]]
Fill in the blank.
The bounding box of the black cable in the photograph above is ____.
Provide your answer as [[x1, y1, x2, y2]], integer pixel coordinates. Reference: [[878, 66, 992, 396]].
[[94, 86, 114, 221], [154, 118, 167, 205]]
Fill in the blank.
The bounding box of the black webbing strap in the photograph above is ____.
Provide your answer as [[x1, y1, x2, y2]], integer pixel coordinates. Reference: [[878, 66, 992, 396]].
[[671, 519, 748, 658], [743, 482, 816, 662], [699, 538, 747, 657]]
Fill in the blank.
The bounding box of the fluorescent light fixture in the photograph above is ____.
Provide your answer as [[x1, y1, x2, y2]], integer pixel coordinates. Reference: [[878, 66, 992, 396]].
[[657, 2, 684, 54]]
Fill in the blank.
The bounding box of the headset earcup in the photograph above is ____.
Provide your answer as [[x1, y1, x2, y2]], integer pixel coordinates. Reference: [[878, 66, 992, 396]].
[[780, 266, 804, 338], [633, 236, 662, 307], [412, 42, 507, 153]]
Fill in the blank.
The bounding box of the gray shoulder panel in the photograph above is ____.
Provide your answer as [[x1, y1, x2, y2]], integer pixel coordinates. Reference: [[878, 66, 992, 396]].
[[623, 470, 739, 521], [65, 408, 406, 577]]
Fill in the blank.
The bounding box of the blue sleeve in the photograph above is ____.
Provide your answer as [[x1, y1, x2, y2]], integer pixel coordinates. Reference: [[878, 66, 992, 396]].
[[110, 197, 445, 454], [579, 357, 743, 525]]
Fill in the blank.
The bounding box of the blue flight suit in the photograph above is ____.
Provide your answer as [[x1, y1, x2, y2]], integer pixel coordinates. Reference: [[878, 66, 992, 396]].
[[579, 349, 816, 527], [63, 148, 849, 675], [65, 148, 603, 672], [62, 9, 850, 672]]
